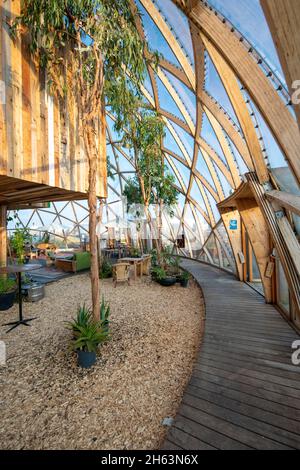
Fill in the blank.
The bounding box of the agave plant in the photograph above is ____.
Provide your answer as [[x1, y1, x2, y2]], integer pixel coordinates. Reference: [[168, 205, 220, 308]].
[[100, 296, 110, 334], [66, 304, 92, 336], [71, 322, 107, 353]]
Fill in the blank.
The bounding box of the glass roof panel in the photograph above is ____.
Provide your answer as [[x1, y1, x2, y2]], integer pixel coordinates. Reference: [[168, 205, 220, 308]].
[[196, 149, 217, 190], [155, 74, 187, 123], [250, 100, 287, 169], [163, 70, 196, 124], [207, 0, 284, 82], [205, 53, 241, 129], [135, 0, 183, 69], [153, 0, 194, 66], [201, 114, 227, 164]]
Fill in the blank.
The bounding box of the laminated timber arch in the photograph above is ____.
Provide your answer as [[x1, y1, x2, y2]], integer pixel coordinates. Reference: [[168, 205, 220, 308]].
[[172, 0, 300, 183], [261, 0, 300, 130]]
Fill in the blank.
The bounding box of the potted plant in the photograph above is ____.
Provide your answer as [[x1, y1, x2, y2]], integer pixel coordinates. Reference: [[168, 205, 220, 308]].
[[151, 266, 177, 287], [0, 277, 17, 311], [67, 303, 109, 368], [67, 304, 92, 338], [99, 259, 113, 279], [179, 271, 191, 288], [71, 322, 107, 368], [10, 227, 32, 264]]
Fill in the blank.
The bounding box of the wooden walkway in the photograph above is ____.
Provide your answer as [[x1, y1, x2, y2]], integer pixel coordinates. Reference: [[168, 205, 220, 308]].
[[163, 260, 300, 450]]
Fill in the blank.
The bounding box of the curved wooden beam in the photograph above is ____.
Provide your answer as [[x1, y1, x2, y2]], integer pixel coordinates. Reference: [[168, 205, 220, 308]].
[[202, 35, 268, 183], [140, 0, 195, 89], [173, 0, 300, 184], [261, 0, 300, 130]]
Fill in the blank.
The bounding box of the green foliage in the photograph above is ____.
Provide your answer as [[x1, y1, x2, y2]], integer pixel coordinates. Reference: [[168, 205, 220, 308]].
[[129, 247, 141, 258], [151, 266, 166, 281], [109, 85, 178, 211], [179, 270, 191, 281], [71, 322, 107, 353], [100, 296, 110, 330], [150, 249, 158, 267], [66, 303, 93, 334], [10, 227, 32, 264], [99, 259, 113, 279], [67, 302, 109, 352], [0, 277, 16, 294], [161, 245, 174, 268], [12, 0, 146, 95], [123, 177, 143, 209]]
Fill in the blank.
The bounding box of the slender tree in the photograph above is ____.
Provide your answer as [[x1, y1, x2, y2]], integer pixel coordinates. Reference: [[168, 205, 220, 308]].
[[12, 0, 146, 320], [111, 92, 178, 254]]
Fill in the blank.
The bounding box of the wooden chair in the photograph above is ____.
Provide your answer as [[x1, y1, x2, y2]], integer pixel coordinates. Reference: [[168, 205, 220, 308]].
[[112, 262, 130, 287], [141, 255, 151, 275]]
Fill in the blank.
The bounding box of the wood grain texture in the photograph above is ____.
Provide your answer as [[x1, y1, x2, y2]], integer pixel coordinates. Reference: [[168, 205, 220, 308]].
[[163, 260, 300, 450], [0, 0, 107, 198]]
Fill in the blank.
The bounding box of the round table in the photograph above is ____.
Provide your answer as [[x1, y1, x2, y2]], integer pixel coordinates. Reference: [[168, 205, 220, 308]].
[[0, 264, 42, 333]]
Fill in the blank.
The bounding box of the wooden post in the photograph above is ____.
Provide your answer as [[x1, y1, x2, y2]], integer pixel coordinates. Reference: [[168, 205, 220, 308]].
[[0, 205, 7, 268]]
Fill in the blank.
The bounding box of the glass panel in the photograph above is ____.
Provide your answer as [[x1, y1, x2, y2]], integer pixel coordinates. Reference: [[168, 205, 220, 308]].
[[155, 73, 187, 123], [205, 233, 219, 265], [207, 0, 284, 81], [250, 100, 287, 169], [205, 53, 241, 129], [164, 70, 196, 124], [196, 149, 216, 190], [135, 0, 183, 69], [201, 114, 227, 163], [153, 0, 194, 65]]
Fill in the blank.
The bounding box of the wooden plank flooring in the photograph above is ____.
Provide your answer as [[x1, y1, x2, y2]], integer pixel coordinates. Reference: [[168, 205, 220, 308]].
[[163, 260, 300, 450]]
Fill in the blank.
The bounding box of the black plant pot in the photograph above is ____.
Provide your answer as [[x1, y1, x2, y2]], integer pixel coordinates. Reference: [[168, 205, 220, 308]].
[[0, 290, 16, 311], [157, 277, 177, 287], [180, 279, 189, 288], [77, 350, 96, 368]]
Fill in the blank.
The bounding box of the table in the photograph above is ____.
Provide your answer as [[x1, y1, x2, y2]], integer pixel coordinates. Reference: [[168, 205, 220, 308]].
[[0, 264, 42, 333], [120, 257, 143, 280]]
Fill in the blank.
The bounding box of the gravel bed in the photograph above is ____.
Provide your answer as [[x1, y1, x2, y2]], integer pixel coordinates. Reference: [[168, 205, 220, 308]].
[[0, 274, 205, 450]]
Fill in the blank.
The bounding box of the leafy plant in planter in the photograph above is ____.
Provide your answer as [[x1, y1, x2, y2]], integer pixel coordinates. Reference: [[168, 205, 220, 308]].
[[71, 322, 107, 369], [150, 249, 158, 267], [0, 277, 17, 311], [66, 304, 92, 337], [151, 266, 176, 287], [67, 301, 110, 368], [99, 259, 113, 279], [10, 227, 32, 264], [179, 271, 191, 288]]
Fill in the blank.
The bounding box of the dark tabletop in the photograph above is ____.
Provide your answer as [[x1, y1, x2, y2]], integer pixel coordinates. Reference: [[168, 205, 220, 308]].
[[0, 264, 42, 274]]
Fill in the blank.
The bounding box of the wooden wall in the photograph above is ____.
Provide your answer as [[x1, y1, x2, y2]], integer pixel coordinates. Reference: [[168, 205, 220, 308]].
[[0, 0, 107, 198]]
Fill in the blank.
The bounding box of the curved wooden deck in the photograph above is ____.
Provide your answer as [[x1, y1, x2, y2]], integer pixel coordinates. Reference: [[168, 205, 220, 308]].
[[163, 260, 300, 450]]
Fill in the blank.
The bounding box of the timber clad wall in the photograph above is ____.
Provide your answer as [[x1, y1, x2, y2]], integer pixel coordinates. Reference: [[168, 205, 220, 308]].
[[0, 0, 107, 198]]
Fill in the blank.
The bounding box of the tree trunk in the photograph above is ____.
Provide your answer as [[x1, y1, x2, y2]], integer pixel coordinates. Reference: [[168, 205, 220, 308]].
[[85, 126, 100, 321]]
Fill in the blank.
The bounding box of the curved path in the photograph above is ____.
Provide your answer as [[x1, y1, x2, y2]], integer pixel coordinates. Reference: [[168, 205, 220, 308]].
[[163, 260, 300, 450]]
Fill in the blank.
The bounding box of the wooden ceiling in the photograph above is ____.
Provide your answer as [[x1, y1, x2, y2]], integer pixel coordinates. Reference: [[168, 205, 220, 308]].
[[0, 175, 88, 209]]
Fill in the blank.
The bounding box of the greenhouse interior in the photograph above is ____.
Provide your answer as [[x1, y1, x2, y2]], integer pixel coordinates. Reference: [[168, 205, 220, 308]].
[[0, 0, 300, 452]]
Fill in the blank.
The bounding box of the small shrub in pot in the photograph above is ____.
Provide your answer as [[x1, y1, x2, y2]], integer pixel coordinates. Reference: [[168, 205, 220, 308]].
[[0, 277, 17, 311]]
